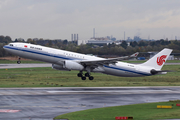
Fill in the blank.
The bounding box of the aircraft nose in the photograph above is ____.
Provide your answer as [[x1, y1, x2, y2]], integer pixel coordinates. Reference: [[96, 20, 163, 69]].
[[3, 45, 8, 50], [3, 45, 6, 49]]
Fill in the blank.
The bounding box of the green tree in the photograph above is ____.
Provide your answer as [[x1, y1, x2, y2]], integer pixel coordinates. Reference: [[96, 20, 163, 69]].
[[138, 40, 148, 47], [27, 38, 36, 44], [130, 41, 138, 47], [121, 41, 128, 49], [63, 40, 68, 45]]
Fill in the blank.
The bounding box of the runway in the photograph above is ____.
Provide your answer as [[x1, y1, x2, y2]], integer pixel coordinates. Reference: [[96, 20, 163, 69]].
[[0, 87, 180, 120]]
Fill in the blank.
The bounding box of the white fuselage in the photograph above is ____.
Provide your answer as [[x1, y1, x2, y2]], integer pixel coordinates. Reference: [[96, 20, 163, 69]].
[[3, 43, 153, 77]]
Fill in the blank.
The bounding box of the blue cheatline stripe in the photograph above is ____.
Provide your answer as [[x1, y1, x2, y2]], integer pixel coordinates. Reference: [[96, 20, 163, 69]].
[[104, 65, 151, 76], [3, 46, 81, 61]]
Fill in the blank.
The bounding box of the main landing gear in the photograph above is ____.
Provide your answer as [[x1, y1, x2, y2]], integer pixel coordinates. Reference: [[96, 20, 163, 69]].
[[77, 72, 94, 80], [17, 57, 21, 64]]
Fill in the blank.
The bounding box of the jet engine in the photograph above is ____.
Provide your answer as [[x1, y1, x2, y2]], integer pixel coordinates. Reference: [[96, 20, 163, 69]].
[[64, 60, 84, 70], [52, 64, 70, 71]]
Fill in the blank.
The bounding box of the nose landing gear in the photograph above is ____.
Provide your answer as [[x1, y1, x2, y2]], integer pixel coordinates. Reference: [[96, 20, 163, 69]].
[[17, 57, 21, 64]]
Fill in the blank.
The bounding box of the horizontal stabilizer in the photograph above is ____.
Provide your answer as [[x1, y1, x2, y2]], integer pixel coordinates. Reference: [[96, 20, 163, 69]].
[[151, 69, 174, 75]]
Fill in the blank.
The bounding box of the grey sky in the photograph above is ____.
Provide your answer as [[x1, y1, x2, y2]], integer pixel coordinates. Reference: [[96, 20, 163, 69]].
[[0, 0, 180, 40]]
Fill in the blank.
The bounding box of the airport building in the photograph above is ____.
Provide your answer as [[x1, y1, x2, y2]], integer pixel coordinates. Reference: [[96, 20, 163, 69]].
[[86, 39, 113, 45], [78, 37, 115, 46]]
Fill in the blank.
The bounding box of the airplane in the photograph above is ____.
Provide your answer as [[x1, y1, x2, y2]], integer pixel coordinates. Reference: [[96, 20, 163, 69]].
[[3, 42, 172, 80]]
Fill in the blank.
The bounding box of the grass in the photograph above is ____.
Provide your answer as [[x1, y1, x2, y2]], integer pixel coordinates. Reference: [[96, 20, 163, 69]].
[[54, 100, 180, 120], [0, 65, 180, 87]]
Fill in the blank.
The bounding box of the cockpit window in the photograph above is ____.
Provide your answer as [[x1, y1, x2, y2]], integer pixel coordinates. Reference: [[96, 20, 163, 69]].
[[9, 44, 13, 46]]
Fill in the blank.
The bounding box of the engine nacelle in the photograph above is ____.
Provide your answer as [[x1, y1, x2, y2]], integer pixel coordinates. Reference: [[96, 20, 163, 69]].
[[64, 60, 84, 70], [52, 64, 70, 71]]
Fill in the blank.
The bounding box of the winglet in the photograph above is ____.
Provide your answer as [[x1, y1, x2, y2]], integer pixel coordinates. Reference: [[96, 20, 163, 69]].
[[130, 52, 139, 58]]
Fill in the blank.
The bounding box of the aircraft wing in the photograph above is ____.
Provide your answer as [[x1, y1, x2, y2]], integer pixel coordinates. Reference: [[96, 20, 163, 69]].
[[77, 52, 139, 66]]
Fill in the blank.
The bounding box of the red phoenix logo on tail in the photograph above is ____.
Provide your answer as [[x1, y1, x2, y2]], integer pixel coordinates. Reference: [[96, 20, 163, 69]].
[[157, 55, 167, 66]]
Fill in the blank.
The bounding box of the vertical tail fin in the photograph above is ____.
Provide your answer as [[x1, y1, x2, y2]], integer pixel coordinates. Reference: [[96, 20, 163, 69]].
[[141, 48, 173, 70]]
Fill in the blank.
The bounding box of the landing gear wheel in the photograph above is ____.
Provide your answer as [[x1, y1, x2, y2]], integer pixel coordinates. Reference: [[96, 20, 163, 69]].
[[17, 57, 21, 64], [81, 76, 86, 80], [89, 76, 94, 80], [77, 73, 83, 77], [17, 61, 21, 64], [85, 73, 90, 77]]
